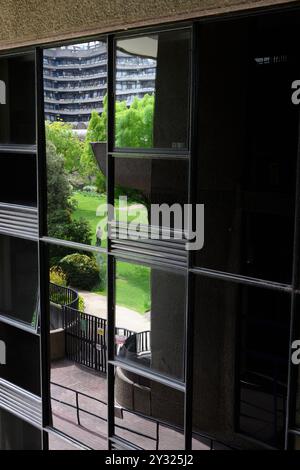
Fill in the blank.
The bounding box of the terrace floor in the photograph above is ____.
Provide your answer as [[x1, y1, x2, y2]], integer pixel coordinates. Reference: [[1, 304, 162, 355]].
[[49, 359, 208, 450]]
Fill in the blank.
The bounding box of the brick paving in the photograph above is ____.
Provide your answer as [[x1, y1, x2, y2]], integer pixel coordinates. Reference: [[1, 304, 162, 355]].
[[50, 359, 209, 450]]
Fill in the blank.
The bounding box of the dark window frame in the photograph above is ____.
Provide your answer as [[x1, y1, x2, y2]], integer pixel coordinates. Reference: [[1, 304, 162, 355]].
[[0, 3, 299, 451]]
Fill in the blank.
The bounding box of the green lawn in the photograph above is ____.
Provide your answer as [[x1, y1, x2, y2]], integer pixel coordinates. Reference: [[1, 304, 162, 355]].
[[71, 191, 150, 313]]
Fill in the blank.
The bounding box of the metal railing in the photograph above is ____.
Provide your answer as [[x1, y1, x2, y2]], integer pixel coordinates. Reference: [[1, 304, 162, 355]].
[[51, 381, 166, 450], [49, 282, 79, 310]]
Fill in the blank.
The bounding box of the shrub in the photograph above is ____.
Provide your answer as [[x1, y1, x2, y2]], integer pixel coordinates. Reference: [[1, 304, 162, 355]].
[[82, 185, 98, 193], [48, 218, 93, 267], [78, 295, 85, 312], [59, 253, 99, 290], [49, 266, 67, 286]]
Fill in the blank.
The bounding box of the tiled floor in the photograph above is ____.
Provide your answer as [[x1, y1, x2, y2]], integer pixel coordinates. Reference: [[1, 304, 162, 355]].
[[50, 359, 208, 450]]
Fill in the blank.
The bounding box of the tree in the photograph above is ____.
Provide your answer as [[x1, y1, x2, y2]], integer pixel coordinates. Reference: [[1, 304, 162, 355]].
[[45, 121, 83, 174], [115, 94, 154, 148], [81, 96, 107, 193], [46, 140, 92, 265]]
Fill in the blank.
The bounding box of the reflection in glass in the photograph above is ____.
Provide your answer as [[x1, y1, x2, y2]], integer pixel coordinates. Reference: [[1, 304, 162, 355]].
[[44, 42, 107, 247], [291, 435, 300, 450], [48, 433, 79, 450], [0, 235, 39, 327], [193, 276, 290, 449], [0, 322, 40, 395], [0, 153, 37, 206], [195, 19, 297, 283], [115, 29, 191, 149], [0, 53, 36, 145], [0, 409, 41, 450], [293, 296, 300, 428], [114, 369, 184, 449], [49, 246, 108, 449], [101, 156, 188, 232], [115, 261, 186, 381]]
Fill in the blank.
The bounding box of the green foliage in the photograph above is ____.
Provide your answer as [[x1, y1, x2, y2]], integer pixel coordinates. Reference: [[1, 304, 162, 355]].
[[81, 102, 107, 193], [46, 140, 74, 219], [115, 94, 154, 148], [78, 295, 85, 312], [60, 253, 100, 290], [46, 141, 93, 265], [45, 121, 83, 174], [49, 266, 67, 287]]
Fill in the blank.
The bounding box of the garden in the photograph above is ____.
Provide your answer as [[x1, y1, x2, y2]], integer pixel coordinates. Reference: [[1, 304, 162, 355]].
[[47, 95, 154, 314]]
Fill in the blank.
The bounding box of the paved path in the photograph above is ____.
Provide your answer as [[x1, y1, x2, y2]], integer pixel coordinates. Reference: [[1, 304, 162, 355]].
[[50, 359, 208, 450], [79, 291, 151, 333]]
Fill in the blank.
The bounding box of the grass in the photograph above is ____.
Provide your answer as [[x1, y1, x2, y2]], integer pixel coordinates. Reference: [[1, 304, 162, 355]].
[[71, 191, 150, 313]]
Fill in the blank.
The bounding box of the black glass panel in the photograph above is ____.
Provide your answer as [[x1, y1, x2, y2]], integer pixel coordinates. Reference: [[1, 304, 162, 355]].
[[195, 18, 298, 283], [115, 261, 186, 381], [0, 235, 38, 327], [0, 53, 36, 145], [192, 275, 290, 449], [292, 295, 300, 428], [291, 435, 300, 450], [0, 322, 40, 395], [115, 29, 191, 150], [114, 368, 184, 450], [0, 154, 37, 206], [113, 158, 188, 230], [0, 409, 41, 450]]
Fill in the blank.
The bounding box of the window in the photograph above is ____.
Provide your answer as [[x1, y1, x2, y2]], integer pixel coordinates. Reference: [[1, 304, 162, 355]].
[[114, 368, 185, 449], [192, 275, 290, 449], [43, 41, 108, 247], [0, 322, 40, 395], [194, 18, 297, 284], [0, 235, 39, 328], [0, 409, 41, 450], [0, 153, 37, 206], [115, 261, 186, 381], [48, 246, 108, 449], [107, 157, 189, 234], [0, 53, 36, 145], [115, 29, 191, 150]]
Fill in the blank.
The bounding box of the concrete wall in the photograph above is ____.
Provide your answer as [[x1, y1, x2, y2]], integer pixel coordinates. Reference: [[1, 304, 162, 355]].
[[0, 0, 297, 51]]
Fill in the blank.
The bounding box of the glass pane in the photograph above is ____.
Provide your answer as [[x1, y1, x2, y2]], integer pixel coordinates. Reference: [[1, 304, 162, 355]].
[[0, 235, 39, 327], [115, 29, 191, 150], [192, 433, 232, 450], [44, 41, 107, 247], [193, 275, 290, 449], [0, 321, 40, 395], [0, 409, 41, 450], [112, 157, 188, 231], [48, 433, 79, 450], [195, 18, 297, 283], [48, 245, 108, 449], [115, 261, 186, 381], [293, 296, 300, 428], [114, 368, 184, 449], [291, 435, 300, 450], [0, 153, 37, 206], [0, 53, 36, 145]]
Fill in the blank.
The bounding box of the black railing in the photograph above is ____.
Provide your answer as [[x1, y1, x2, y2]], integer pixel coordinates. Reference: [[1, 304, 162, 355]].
[[63, 305, 151, 373], [49, 282, 79, 309], [51, 381, 162, 449], [51, 381, 236, 450], [64, 305, 108, 373]]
